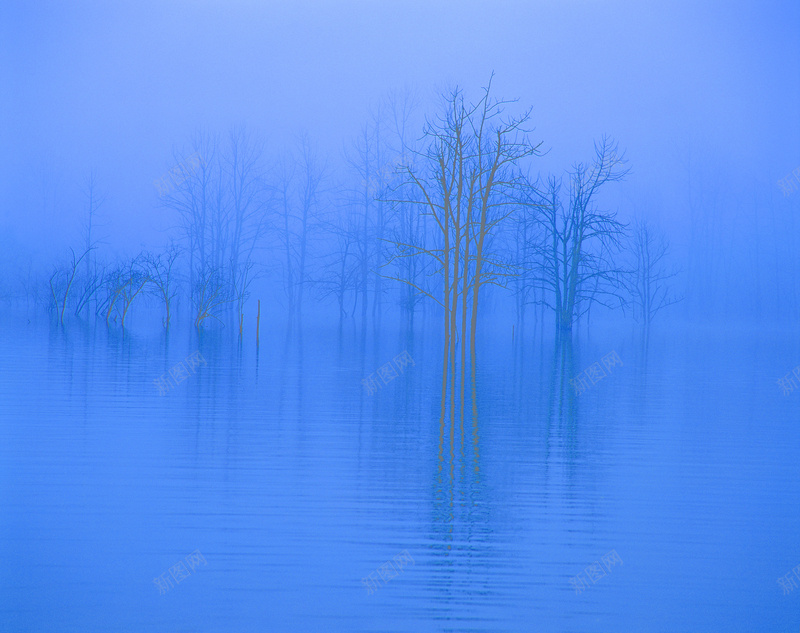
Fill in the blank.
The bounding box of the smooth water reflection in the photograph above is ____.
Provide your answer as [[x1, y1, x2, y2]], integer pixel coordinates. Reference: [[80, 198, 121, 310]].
[[1, 315, 798, 632]]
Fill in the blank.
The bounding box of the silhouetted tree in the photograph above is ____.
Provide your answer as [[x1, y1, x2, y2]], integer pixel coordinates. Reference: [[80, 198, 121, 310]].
[[144, 244, 180, 329], [628, 217, 682, 328], [193, 266, 230, 329], [274, 135, 326, 320], [117, 256, 149, 330], [525, 137, 628, 337], [314, 210, 361, 321], [49, 247, 93, 324]]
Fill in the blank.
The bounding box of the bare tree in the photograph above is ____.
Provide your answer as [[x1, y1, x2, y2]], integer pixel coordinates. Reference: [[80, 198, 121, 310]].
[[525, 137, 629, 337], [386, 79, 541, 423], [193, 266, 230, 329], [49, 247, 93, 324], [231, 258, 256, 336], [315, 209, 362, 321], [343, 120, 383, 324], [224, 126, 269, 303], [161, 133, 220, 309], [508, 202, 542, 331], [117, 256, 149, 330], [75, 173, 107, 316], [382, 90, 427, 325], [275, 154, 298, 316], [274, 135, 326, 320], [628, 217, 682, 328], [73, 259, 105, 317], [101, 256, 149, 329], [144, 244, 181, 329], [102, 265, 128, 326], [161, 129, 270, 329], [296, 135, 325, 314], [227, 129, 259, 271], [465, 84, 539, 357]]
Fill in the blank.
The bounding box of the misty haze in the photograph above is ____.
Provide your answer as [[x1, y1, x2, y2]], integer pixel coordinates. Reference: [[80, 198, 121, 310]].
[[1, 1, 799, 631]]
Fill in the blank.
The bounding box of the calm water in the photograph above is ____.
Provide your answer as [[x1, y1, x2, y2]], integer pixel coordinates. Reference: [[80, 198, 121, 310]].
[[1, 313, 799, 632]]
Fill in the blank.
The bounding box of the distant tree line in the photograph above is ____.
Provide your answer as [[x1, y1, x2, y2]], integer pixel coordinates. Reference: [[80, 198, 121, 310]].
[[25, 80, 684, 343]]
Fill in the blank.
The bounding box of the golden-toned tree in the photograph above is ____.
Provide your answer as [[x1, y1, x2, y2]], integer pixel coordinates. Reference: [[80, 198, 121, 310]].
[[386, 78, 541, 424]]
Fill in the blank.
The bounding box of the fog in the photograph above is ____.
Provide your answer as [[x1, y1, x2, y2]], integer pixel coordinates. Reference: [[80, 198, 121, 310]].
[[3, 0, 798, 326], [2, 2, 800, 631]]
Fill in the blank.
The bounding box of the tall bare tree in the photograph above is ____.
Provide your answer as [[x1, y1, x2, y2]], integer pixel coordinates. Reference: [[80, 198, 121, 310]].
[[628, 217, 682, 328], [386, 79, 540, 424], [49, 247, 93, 324], [231, 258, 256, 336], [161, 132, 222, 317], [314, 209, 361, 321], [76, 173, 107, 316], [224, 127, 269, 295], [381, 90, 426, 325], [275, 135, 326, 320], [162, 128, 269, 327], [345, 120, 381, 323], [525, 137, 629, 337]]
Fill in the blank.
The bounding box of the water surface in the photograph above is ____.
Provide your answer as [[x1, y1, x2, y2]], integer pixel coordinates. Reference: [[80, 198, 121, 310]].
[[1, 315, 798, 632]]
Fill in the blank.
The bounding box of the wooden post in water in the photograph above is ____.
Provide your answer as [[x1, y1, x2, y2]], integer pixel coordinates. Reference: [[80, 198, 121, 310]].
[[256, 300, 261, 347]]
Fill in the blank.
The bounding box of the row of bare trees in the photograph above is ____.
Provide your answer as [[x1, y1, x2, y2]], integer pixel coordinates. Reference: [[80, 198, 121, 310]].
[[160, 127, 265, 331], [45, 243, 251, 331], [46, 246, 184, 329], [37, 83, 681, 340], [366, 80, 682, 426]]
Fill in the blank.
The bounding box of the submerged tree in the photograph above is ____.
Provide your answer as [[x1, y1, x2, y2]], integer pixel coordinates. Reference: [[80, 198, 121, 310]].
[[193, 266, 230, 329], [49, 247, 93, 324], [525, 138, 629, 337], [628, 217, 682, 328], [231, 258, 256, 336], [117, 256, 149, 330], [73, 259, 105, 318], [387, 79, 541, 423], [102, 265, 128, 326], [274, 135, 326, 321], [76, 173, 107, 317], [161, 133, 218, 303], [508, 199, 544, 333], [161, 128, 269, 326], [101, 256, 149, 329], [315, 209, 361, 321], [225, 126, 269, 292], [344, 115, 386, 323], [144, 244, 180, 329], [381, 90, 427, 326]]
